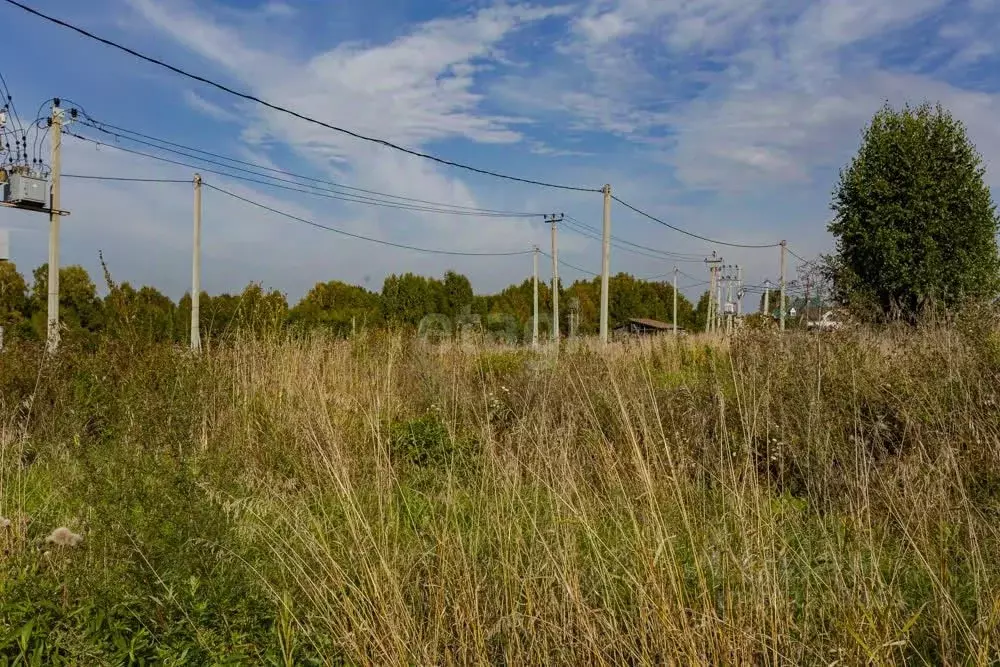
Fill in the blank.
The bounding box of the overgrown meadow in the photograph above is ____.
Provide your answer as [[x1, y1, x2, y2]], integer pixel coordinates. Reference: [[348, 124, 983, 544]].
[[2, 326, 1000, 664]]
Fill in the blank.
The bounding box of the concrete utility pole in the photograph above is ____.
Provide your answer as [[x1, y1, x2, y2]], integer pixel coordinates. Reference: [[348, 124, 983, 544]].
[[600, 185, 612, 345], [724, 266, 734, 334], [779, 240, 787, 332], [191, 173, 202, 352], [736, 265, 743, 317], [46, 103, 63, 353], [672, 266, 678, 336], [705, 253, 722, 333], [547, 214, 563, 343], [706, 266, 714, 333], [718, 267, 726, 334], [532, 245, 539, 348], [545, 213, 563, 343], [763, 279, 772, 316], [0, 230, 7, 351]]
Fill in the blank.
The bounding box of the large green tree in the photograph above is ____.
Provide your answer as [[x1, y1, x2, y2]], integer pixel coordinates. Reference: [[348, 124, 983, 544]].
[[828, 102, 1000, 320]]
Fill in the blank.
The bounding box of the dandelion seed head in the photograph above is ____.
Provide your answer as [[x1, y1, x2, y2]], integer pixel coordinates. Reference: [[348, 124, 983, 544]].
[[46, 527, 84, 547]]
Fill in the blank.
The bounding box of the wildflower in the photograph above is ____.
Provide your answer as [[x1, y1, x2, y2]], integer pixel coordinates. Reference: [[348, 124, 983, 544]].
[[0, 517, 10, 529], [45, 527, 84, 547]]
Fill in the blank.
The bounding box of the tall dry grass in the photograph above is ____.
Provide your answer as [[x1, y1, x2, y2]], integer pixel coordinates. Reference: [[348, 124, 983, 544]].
[[2, 327, 1000, 663]]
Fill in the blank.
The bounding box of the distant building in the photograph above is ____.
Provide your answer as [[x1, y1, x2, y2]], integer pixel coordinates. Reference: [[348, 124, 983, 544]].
[[613, 317, 682, 337]]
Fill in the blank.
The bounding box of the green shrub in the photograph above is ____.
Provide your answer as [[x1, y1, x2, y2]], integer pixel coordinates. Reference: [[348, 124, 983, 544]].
[[389, 413, 457, 468]]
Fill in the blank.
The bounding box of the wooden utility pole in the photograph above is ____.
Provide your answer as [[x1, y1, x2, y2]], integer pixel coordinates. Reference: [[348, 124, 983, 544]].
[[779, 240, 787, 331], [532, 246, 539, 348], [600, 185, 611, 344], [191, 173, 202, 352], [46, 103, 63, 353], [672, 266, 678, 336]]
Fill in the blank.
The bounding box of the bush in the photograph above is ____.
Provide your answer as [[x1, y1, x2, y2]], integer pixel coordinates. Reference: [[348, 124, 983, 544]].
[[389, 413, 456, 468]]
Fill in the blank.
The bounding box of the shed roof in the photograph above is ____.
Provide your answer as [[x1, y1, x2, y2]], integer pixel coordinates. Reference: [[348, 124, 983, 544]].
[[626, 318, 675, 330]]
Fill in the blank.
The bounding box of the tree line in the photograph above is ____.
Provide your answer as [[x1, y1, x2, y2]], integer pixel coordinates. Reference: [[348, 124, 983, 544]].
[[0, 262, 702, 345]]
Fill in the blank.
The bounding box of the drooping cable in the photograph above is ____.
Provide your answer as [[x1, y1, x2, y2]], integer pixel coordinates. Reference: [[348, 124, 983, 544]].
[[612, 194, 781, 249], [204, 182, 535, 257]]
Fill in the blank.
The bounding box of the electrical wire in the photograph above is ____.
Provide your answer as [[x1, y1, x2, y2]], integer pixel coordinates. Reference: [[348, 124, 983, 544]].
[[611, 194, 781, 249], [62, 174, 191, 183], [65, 130, 544, 218], [561, 215, 708, 263], [2, 0, 601, 193], [564, 214, 706, 260], [786, 246, 818, 266], [204, 182, 534, 257], [537, 249, 600, 277], [76, 118, 543, 217], [0, 68, 26, 142], [562, 218, 692, 263], [78, 114, 543, 217]]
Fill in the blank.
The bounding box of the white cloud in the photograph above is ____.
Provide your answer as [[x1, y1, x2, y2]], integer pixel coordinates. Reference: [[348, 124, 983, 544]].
[[182, 90, 237, 122], [119, 0, 567, 279]]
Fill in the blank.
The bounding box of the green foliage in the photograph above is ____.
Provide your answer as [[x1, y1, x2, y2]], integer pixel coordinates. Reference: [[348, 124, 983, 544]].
[[742, 312, 776, 330], [389, 413, 458, 468], [0, 261, 31, 339], [692, 290, 711, 332], [289, 280, 380, 336], [30, 264, 103, 341], [3, 331, 1000, 662], [829, 102, 1000, 320]]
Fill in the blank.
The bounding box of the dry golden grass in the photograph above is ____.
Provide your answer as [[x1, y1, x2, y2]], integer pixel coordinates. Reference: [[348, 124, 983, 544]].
[[2, 327, 1000, 664]]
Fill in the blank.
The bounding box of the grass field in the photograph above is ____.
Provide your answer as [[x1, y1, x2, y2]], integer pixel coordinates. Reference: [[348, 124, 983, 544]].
[[2, 327, 1000, 664]]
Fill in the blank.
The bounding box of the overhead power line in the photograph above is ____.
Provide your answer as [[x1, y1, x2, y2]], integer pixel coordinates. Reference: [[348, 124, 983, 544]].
[[63, 173, 190, 183], [562, 215, 706, 263], [786, 246, 818, 266], [3, 0, 600, 193], [537, 249, 600, 277], [204, 182, 533, 257], [562, 218, 696, 263], [65, 130, 543, 219], [77, 115, 544, 217], [611, 194, 781, 249]]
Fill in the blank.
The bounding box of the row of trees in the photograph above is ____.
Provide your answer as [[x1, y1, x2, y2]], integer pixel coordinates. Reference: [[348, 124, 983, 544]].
[[0, 261, 702, 345]]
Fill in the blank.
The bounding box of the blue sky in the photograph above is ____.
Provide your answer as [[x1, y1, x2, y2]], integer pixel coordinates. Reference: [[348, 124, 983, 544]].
[[1, 0, 998, 303]]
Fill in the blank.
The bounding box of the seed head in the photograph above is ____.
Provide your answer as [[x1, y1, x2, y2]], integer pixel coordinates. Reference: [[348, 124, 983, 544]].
[[45, 527, 84, 547]]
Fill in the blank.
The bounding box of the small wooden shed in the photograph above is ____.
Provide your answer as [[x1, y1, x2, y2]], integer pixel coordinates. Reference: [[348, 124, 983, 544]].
[[613, 318, 681, 337]]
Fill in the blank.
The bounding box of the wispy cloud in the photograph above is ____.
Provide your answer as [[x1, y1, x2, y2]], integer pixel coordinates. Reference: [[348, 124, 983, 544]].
[[182, 90, 237, 122]]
